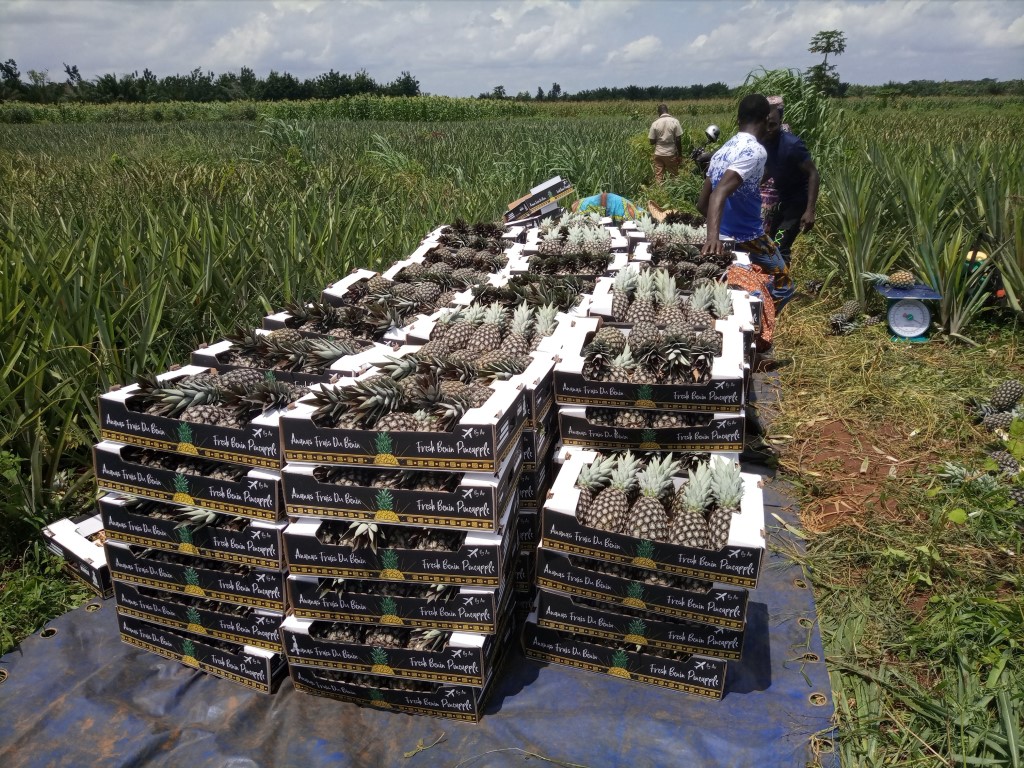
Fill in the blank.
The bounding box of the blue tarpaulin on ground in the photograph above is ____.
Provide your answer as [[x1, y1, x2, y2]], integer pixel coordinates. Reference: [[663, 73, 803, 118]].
[[0, 375, 839, 768]]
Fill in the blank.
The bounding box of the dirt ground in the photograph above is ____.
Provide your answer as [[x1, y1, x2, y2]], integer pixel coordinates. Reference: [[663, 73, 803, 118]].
[[764, 409, 941, 533]]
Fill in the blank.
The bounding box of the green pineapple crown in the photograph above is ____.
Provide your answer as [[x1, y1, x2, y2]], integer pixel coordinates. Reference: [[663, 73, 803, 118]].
[[176, 422, 194, 443], [635, 383, 653, 400], [654, 269, 679, 308], [683, 462, 713, 515], [609, 451, 643, 494], [691, 280, 715, 311], [370, 647, 390, 663], [380, 596, 398, 615], [510, 302, 535, 338], [626, 581, 645, 600], [637, 453, 682, 499], [177, 526, 194, 545], [186, 606, 202, 625], [633, 269, 656, 302], [184, 567, 201, 586], [576, 454, 616, 492], [640, 428, 657, 443], [711, 283, 733, 318], [173, 474, 190, 493], [612, 265, 639, 295], [610, 649, 629, 667], [533, 303, 559, 339], [374, 431, 394, 454], [182, 638, 196, 657], [710, 457, 744, 510]]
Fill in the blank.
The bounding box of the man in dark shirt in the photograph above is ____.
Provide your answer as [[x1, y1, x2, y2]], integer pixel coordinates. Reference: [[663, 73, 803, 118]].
[[760, 98, 819, 265]]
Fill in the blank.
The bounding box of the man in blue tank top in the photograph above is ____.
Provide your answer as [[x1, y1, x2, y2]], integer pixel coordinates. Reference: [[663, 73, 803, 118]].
[[697, 94, 795, 312]]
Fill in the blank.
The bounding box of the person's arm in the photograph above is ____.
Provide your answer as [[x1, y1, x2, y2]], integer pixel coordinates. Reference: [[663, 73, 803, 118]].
[[700, 170, 743, 257], [674, 135, 683, 157], [648, 122, 657, 149], [800, 157, 819, 232]]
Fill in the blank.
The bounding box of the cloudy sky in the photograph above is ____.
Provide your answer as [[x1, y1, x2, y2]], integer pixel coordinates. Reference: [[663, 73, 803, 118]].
[[2, 0, 1022, 96]]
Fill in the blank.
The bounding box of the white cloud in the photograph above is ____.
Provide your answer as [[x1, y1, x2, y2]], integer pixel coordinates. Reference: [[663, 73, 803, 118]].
[[0, 0, 1020, 96], [606, 35, 663, 64]]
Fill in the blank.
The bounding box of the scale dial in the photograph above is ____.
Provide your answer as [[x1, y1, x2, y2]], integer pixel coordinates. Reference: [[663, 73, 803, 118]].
[[888, 298, 931, 338]]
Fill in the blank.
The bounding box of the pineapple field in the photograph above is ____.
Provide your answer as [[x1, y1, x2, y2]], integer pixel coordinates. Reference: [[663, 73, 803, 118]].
[[2, 87, 1024, 766]]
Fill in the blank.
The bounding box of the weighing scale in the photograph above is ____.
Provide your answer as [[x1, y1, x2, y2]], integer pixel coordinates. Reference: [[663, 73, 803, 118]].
[[874, 283, 942, 341]]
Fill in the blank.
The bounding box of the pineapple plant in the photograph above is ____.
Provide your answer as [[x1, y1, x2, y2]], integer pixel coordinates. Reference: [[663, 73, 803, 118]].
[[589, 452, 642, 533], [623, 454, 681, 544]]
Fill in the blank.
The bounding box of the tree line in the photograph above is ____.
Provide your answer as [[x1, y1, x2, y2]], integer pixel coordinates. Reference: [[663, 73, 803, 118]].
[[0, 60, 420, 103], [2, 56, 1021, 106]]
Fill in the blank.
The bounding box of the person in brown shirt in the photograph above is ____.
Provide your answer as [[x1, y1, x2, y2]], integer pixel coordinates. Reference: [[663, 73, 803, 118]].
[[648, 104, 683, 184]]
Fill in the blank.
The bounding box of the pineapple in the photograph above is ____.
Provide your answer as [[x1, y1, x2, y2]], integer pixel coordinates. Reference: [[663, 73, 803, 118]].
[[625, 270, 657, 325], [499, 302, 534, 359], [442, 304, 486, 351], [592, 325, 627, 356], [990, 380, 1024, 411], [613, 407, 648, 429], [467, 302, 506, 354], [589, 452, 642, 533], [654, 270, 686, 325], [623, 454, 681, 542], [611, 267, 638, 322], [707, 458, 743, 549], [529, 303, 560, 351], [575, 454, 616, 526], [605, 345, 636, 383], [667, 463, 712, 548]]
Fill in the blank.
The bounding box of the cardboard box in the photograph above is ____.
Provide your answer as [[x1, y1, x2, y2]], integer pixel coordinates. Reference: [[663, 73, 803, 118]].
[[514, 548, 536, 593], [287, 576, 511, 633], [518, 453, 553, 508], [506, 249, 628, 278], [556, 407, 745, 452], [99, 493, 286, 569], [521, 618, 727, 700], [535, 548, 747, 629], [516, 507, 539, 552], [320, 268, 381, 307], [94, 441, 284, 523], [42, 513, 112, 598], [113, 581, 284, 652], [540, 450, 765, 588], [552, 317, 745, 413], [98, 366, 284, 469], [105, 540, 287, 610], [283, 496, 518, 587], [504, 177, 574, 223], [281, 447, 522, 532], [118, 614, 286, 694], [280, 614, 510, 686], [279, 375, 529, 473], [534, 590, 744, 660], [520, 395, 558, 469], [288, 651, 503, 721]]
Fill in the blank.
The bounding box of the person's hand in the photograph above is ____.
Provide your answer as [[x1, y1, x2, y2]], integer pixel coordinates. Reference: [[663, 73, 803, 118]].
[[701, 236, 724, 258], [800, 211, 815, 233]]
